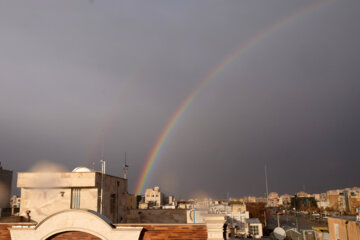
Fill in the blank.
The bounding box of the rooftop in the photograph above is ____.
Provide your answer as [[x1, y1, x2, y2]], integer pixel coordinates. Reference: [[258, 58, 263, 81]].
[[328, 216, 357, 221], [246, 218, 261, 224]]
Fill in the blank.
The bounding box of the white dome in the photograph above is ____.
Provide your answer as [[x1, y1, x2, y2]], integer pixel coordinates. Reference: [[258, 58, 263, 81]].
[[72, 167, 92, 173]]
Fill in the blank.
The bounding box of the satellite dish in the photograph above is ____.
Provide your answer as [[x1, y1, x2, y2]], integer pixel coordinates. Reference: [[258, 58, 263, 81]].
[[273, 227, 286, 240], [72, 167, 92, 173]]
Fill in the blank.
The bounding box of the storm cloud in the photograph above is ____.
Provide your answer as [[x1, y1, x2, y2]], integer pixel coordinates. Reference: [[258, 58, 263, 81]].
[[0, 0, 359, 198]]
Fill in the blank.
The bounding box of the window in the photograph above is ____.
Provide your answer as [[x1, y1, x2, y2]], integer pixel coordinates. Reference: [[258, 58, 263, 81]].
[[71, 188, 81, 209], [249, 225, 259, 236]]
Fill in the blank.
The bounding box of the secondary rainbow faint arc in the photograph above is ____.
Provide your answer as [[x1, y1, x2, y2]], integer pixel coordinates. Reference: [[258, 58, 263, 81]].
[[84, 67, 146, 167], [135, 0, 333, 195]]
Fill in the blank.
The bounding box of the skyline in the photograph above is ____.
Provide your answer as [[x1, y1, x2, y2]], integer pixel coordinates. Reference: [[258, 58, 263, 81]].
[[1, 0, 360, 198]]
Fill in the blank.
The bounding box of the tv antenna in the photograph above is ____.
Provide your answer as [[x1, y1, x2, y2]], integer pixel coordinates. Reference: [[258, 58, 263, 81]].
[[265, 164, 269, 199], [99, 132, 105, 214], [123, 152, 129, 179]]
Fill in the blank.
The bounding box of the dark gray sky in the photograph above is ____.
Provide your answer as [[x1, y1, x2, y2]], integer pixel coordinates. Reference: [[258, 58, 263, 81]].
[[1, 0, 359, 199]]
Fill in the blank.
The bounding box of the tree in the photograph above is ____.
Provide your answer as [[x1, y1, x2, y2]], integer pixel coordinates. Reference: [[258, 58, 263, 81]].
[[245, 202, 270, 224]]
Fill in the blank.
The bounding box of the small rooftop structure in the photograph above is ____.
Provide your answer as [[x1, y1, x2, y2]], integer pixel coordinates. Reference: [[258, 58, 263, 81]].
[[329, 215, 357, 221], [17, 169, 128, 223]]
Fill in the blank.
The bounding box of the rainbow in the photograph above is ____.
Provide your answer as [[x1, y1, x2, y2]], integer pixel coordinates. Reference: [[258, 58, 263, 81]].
[[134, 0, 334, 195]]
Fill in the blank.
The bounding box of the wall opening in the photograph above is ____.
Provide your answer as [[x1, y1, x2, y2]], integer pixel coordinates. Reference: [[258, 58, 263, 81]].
[[46, 231, 101, 240]]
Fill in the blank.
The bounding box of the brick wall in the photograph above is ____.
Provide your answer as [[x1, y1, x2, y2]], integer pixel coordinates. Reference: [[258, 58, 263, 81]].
[[121, 224, 208, 240], [0, 224, 12, 240], [0, 224, 36, 240], [47, 231, 101, 240]]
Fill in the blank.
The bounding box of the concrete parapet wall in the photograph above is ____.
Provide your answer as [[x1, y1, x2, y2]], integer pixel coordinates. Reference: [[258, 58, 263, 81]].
[[17, 172, 97, 188]]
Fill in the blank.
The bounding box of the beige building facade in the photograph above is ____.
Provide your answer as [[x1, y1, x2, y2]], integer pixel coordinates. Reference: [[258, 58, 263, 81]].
[[17, 168, 127, 223], [231, 203, 246, 213], [267, 192, 279, 207], [327, 188, 360, 214], [328, 216, 360, 240], [279, 194, 293, 207], [144, 186, 163, 207]]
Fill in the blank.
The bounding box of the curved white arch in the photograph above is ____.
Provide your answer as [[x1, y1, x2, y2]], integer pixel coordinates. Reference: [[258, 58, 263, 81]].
[[9, 209, 142, 240]]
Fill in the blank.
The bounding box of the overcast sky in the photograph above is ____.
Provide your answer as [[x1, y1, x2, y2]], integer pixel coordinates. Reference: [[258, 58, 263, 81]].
[[0, 0, 359, 199]]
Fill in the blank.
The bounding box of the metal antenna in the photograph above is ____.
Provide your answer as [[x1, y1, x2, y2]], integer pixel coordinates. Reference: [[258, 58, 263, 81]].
[[265, 164, 269, 200], [100, 131, 105, 214], [101, 132, 105, 164], [123, 152, 129, 179]]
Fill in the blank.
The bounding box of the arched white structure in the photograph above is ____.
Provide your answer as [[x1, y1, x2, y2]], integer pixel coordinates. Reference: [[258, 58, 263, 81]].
[[9, 209, 142, 240]]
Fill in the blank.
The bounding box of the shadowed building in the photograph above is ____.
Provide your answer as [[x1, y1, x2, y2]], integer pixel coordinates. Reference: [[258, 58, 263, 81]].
[[291, 195, 317, 211], [0, 162, 13, 215]]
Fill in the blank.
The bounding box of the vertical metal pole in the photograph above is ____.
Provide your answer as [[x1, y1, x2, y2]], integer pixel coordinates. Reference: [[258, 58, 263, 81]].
[[100, 133, 105, 215], [345, 221, 349, 240], [265, 165, 269, 198], [264, 210, 267, 227], [265, 165, 269, 208], [100, 159, 106, 215]]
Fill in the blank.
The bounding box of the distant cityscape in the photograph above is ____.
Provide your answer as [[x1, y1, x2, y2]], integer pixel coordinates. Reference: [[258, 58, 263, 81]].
[[135, 185, 360, 215], [1, 161, 360, 239]]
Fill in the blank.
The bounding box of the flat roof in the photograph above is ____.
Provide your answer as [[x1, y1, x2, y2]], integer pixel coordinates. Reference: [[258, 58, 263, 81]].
[[328, 216, 357, 221], [17, 171, 125, 188], [246, 218, 261, 224]]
